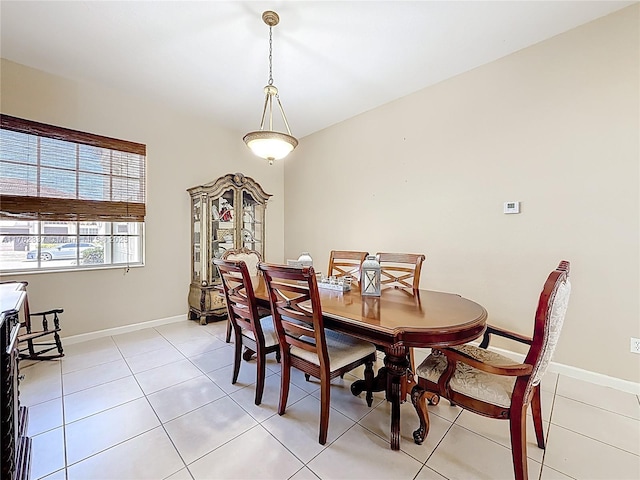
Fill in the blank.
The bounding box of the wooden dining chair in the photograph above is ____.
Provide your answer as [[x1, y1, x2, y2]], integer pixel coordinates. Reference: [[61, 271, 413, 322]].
[[258, 262, 377, 445], [214, 258, 280, 405], [411, 261, 571, 480], [221, 247, 269, 343], [327, 250, 368, 288], [376, 252, 425, 291]]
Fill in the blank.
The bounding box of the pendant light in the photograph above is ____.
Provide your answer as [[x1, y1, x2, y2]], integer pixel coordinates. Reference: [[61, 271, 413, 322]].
[[243, 11, 298, 165]]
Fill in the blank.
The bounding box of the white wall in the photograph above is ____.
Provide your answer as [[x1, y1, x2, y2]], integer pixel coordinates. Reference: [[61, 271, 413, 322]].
[[284, 6, 639, 382], [0, 59, 285, 337]]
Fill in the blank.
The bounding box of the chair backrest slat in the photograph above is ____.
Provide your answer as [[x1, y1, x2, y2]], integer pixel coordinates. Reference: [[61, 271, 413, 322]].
[[327, 250, 368, 287], [214, 258, 265, 343], [376, 252, 425, 291], [259, 263, 329, 368]]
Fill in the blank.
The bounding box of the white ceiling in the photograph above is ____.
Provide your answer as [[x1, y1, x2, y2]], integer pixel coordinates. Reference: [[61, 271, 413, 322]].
[[1, 1, 635, 139]]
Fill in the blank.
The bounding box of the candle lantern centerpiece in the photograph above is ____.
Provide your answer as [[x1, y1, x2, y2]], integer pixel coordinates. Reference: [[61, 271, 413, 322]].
[[297, 252, 313, 267], [361, 255, 381, 296]]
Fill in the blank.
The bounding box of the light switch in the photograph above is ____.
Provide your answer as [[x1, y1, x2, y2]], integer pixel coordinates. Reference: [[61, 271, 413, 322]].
[[504, 201, 520, 214]]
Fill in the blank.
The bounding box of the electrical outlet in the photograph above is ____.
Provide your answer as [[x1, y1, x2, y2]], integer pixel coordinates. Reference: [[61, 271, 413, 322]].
[[631, 337, 640, 354]]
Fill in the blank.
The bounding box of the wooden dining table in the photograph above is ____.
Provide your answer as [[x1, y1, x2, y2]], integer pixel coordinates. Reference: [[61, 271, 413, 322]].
[[252, 278, 488, 450]]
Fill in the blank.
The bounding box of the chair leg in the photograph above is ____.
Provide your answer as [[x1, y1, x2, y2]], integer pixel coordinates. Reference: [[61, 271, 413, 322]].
[[255, 348, 266, 406], [232, 333, 242, 384], [319, 370, 330, 445], [509, 404, 529, 480], [52, 312, 64, 356], [278, 354, 291, 416], [531, 385, 545, 449], [408, 348, 416, 376], [406, 350, 439, 405], [53, 330, 64, 356], [225, 317, 232, 343], [27, 339, 37, 358]]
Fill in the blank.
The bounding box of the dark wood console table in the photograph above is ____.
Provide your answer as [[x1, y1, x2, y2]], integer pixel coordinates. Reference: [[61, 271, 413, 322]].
[[1, 282, 31, 480]]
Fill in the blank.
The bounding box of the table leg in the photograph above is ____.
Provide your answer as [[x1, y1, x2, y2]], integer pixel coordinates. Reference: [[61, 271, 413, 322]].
[[349, 345, 410, 450], [384, 346, 409, 450], [350, 367, 386, 397]]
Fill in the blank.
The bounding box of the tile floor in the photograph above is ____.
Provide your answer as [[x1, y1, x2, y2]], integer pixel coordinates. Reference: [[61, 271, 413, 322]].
[[19, 320, 640, 480]]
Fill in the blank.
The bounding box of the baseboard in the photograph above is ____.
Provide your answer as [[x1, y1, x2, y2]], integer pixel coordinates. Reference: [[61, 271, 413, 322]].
[[484, 344, 640, 395], [548, 361, 640, 395], [61, 314, 187, 345]]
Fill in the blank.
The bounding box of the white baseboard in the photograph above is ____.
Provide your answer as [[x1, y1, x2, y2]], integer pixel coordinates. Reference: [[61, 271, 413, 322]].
[[484, 344, 640, 395], [548, 361, 640, 395], [61, 314, 187, 346], [61, 318, 640, 395]]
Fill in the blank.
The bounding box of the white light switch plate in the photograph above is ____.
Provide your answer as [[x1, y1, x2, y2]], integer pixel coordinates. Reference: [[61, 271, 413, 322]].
[[504, 201, 520, 214]]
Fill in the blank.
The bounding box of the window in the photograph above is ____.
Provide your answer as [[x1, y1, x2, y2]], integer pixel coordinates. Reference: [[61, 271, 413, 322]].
[[0, 115, 146, 273]]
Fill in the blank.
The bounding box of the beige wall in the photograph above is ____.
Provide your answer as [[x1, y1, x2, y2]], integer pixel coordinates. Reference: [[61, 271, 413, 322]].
[[0, 59, 285, 337], [1, 6, 637, 383], [284, 6, 639, 382]]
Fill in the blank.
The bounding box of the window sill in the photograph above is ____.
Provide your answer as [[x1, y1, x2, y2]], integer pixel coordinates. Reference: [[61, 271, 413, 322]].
[[0, 263, 144, 276]]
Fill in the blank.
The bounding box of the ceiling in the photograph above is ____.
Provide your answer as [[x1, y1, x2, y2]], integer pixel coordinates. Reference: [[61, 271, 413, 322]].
[[1, 1, 635, 139]]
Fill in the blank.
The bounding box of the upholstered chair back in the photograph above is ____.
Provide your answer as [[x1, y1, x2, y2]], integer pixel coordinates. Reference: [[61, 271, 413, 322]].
[[525, 261, 571, 398], [222, 247, 262, 277]]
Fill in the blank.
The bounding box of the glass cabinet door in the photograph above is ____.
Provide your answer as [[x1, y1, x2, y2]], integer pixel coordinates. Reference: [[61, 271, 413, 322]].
[[192, 196, 201, 284], [242, 191, 264, 253], [210, 188, 235, 282]]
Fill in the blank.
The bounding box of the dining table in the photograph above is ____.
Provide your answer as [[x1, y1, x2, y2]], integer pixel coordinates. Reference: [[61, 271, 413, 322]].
[[252, 277, 488, 451]]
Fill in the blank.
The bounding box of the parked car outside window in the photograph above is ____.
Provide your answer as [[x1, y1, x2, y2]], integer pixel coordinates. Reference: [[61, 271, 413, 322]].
[[26, 243, 99, 261]]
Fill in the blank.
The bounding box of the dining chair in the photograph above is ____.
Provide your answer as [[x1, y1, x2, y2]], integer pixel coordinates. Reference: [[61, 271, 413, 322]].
[[214, 258, 280, 405], [221, 247, 269, 343], [327, 250, 368, 288], [411, 261, 571, 480], [258, 262, 377, 445], [1, 281, 65, 360], [376, 252, 425, 291], [376, 252, 426, 394]]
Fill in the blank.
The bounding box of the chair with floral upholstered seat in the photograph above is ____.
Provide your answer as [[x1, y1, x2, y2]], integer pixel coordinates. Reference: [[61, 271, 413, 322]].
[[411, 261, 571, 480]]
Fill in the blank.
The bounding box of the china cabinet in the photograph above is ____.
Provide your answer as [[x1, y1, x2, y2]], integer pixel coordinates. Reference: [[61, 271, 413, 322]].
[[187, 173, 271, 324]]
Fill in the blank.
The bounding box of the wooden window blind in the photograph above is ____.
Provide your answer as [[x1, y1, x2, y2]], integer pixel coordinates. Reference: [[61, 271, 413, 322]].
[[0, 115, 146, 222]]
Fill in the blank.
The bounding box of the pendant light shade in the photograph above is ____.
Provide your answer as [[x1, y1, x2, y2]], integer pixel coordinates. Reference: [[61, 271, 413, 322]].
[[243, 130, 298, 162], [244, 11, 298, 165]]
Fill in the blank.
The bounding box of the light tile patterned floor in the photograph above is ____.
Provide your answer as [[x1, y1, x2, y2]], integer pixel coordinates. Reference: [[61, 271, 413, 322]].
[[19, 320, 640, 480]]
